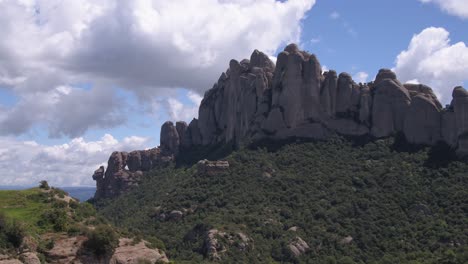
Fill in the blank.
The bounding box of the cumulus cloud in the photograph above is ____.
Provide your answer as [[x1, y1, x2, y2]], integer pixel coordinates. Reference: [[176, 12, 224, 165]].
[[0, 134, 151, 186], [0, 0, 315, 137], [394, 27, 468, 103], [0, 86, 127, 138], [353, 72, 369, 84], [419, 0, 468, 19], [166, 91, 203, 121]]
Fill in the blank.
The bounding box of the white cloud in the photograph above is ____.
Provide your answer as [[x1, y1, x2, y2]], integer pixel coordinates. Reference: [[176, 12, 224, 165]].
[[0, 0, 315, 137], [310, 37, 321, 44], [419, 0, 468, 19], [0, 134, 150, 187], [394, 27, 468, 104], [353, 72, 369, 83], [166, 91, 203, 121], [321, 65, 329, 74], [330, 11, 340, 19], [0, 86, 127, 138]]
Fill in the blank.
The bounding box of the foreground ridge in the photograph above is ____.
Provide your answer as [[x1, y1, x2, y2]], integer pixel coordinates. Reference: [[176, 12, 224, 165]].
[[93, 43, 468, 199]]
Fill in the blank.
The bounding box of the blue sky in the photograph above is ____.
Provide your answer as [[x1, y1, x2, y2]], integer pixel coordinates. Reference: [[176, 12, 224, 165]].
[[301, 0, 467, 80], [0, 0, 467, 186]]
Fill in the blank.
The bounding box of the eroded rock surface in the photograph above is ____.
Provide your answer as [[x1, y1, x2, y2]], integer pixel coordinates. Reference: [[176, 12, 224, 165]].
[[288, 236, 310, 257], [197, 160, 229, 176], [93, 43, 468, 200], [110, 238, 169, 264]]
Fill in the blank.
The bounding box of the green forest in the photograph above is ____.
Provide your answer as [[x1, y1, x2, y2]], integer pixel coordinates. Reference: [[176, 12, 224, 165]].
[[96, 136, 468, 263]]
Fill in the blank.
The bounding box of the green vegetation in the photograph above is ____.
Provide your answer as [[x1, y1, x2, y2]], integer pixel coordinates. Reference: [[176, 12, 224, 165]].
[[97, 137, 468, 263], [39, 180, 50, 190], [0, 213, 26, 249], [83, 224, 119, 256], [0, 185, 98, 257]]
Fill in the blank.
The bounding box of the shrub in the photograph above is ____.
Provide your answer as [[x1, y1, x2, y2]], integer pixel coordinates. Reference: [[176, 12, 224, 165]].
[[39, 180, 50, 190], [83, 225, 119, 256], [75, 202, 96, 220], [0, 214, 26, 249], [38, 209, 68, 232]]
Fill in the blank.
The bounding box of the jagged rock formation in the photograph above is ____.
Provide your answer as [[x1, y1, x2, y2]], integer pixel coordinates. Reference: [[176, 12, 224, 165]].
[[93, 122, 187, 199], [93, 44, 468, 200], [171, 44, 468, 154]]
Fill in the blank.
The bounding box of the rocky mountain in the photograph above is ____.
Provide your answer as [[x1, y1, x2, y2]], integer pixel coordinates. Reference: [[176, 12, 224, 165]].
[[93, 43, 468, 200]]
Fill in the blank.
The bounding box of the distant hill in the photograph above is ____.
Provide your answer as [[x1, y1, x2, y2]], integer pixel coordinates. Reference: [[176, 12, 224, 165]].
[[61, 187, 96, 202], [96, 137, 468, 263], [0, 186, 96, 202]]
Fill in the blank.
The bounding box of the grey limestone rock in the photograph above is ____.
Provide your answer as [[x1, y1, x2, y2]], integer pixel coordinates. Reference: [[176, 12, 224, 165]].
[[371, 77, 411, 138], [160, 121, 180, 156]]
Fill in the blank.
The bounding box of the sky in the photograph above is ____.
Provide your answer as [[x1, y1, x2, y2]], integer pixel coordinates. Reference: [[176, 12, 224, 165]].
[[0, 0, 467, 187]]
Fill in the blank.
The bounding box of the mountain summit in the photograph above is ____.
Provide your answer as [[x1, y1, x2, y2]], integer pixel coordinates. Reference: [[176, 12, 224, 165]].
[[93, 44, 468, 200]]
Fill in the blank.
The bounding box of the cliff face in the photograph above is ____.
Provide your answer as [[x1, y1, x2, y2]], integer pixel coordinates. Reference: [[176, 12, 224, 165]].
[[93, 44, 468, 200], [93, 122, 182, 200], [183, 44, 468, 152]]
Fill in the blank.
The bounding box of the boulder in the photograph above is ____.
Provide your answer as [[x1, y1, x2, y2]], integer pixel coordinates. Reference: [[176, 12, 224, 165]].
[[288, 236, 309, 257], [168, 210, 184, 221]]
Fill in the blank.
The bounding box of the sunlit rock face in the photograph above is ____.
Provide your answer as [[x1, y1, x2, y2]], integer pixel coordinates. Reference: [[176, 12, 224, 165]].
[[93, 44, 468, 200]]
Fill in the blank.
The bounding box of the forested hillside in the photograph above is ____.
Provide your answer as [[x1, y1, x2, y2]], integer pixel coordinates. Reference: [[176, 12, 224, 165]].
[[97, 137, 468, 263]]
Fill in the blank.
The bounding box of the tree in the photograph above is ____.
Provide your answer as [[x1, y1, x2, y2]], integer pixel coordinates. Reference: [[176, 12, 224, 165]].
[[39, 180, 50, 190]]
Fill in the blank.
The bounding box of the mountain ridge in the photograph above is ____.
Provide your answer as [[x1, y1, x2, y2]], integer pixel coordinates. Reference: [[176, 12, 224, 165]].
[[92, 43, 468, 200]]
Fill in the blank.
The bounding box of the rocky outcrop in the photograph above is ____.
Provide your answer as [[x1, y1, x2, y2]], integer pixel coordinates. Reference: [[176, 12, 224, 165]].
[[161, 121, 180, 156], [93, 43, 468, 200], [166, 44, 468, 155], [19, 253, 40, 264], [371, 70, 411, 138], [202, 229, 252, 261], [46, 236, 87, 264], [197, 160, 229, 176], [45, 236, 168, 264], [288, 236, 310, 257], [110, 238, 168, 264]]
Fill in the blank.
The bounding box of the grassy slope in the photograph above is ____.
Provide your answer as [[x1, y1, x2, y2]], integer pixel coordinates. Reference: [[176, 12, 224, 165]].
[[98, 137, 468, 264], [0, 188, 50, 232]]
